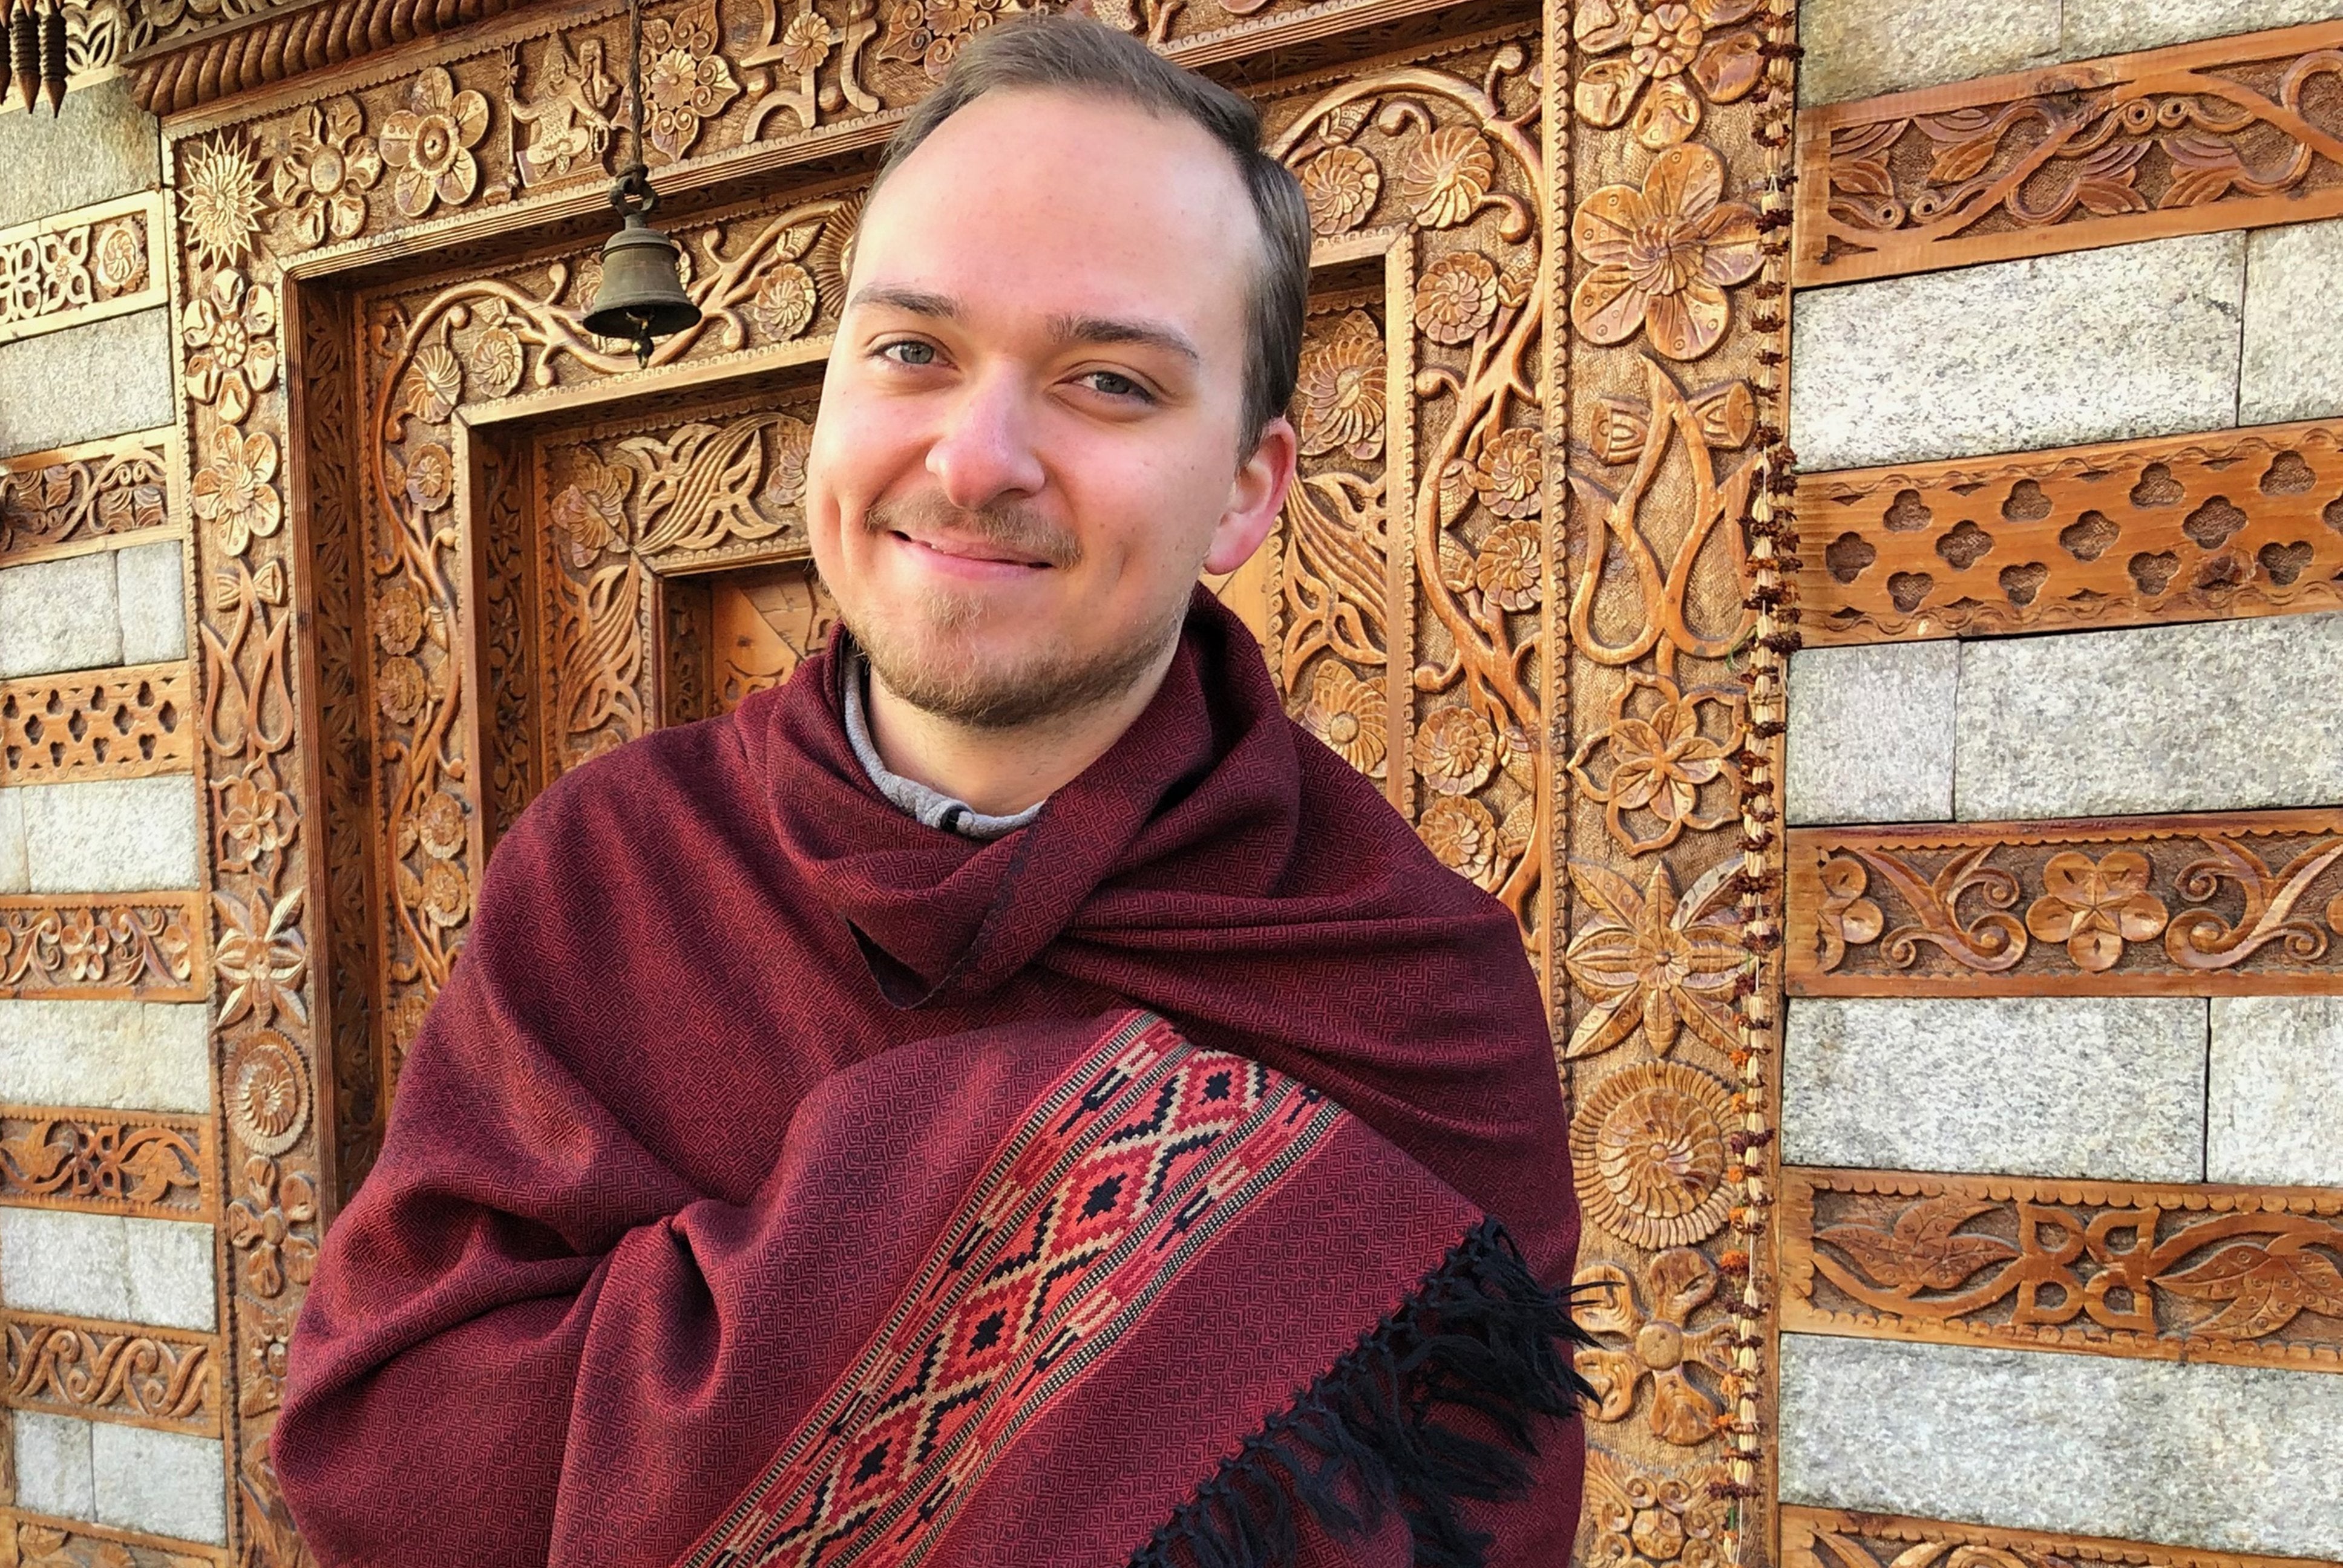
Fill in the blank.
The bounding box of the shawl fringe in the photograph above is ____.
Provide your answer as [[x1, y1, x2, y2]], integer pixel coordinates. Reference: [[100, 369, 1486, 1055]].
[[1127, 1220, 1596, 1568]]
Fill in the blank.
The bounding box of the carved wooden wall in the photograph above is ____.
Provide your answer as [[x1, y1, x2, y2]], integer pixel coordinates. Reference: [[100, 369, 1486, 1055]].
[[123, 0, 1802, 1560]]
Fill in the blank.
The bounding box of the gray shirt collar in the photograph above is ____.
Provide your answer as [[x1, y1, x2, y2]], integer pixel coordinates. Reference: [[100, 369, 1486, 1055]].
[[839, 643, 1045, 841]]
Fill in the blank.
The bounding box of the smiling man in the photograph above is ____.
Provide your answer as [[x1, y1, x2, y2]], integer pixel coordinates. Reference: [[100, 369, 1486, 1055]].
[[275, 18, 1587, 1568]]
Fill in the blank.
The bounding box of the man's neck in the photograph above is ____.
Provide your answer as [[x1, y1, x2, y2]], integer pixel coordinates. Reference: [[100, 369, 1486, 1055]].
[[860, 642, 1181, 820]]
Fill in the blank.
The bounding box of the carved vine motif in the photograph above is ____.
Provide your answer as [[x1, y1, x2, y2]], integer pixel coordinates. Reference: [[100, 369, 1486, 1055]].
[[0, 664, 194, 784], [0, 1111, 208, 1217], [0, 433, 170, 563], [1783, 1506, 2312, 1568], [0, 898, 204, 1003], [1799, 417, 2343, 645], [1784, 1169, 2343, 1370], [5, 1313, 219, 1432], [1563, 0, 1794, 1550], [0, 192, 160, 345], [1788, 814, 2343, 994], [1794, 21, 2343, 286]]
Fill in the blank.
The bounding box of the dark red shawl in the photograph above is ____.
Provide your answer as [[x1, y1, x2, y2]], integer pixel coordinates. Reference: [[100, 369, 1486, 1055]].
[[275, 589, 1585, 1567]]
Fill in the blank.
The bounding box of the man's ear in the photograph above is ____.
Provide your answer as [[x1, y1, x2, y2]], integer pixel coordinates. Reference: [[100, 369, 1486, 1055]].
[[1203, 414, 1297, 577]]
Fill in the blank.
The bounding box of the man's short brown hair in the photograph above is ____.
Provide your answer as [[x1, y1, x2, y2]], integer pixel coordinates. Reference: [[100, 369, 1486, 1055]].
[[876, 15, 1310, 452]]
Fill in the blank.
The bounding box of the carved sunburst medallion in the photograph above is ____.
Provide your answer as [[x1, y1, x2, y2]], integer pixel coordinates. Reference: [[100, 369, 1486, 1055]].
[[1571, 1060, 1735, 1249]]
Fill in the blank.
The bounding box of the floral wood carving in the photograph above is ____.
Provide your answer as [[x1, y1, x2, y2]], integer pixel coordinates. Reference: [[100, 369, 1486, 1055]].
[[1783, 1507, 2327, 1568], [5, 1310, 219, 1433], [1784, 1168, 2343, 1371], [0, 1108, 209, 1218], [0, 663, 194, 785], [0, 897, 205, 1002], [1799, 417, 2343, 646], [1582, 1446, 1733, 1568], [1788, 811, 2343, 995], [1792, 21, 2343, 287], [0, 430, 172, 563], [0, 191, 162, 347]]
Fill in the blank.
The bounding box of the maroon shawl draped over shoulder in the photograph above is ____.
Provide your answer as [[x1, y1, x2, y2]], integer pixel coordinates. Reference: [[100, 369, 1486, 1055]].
[[276, 589, 1585, 1567]]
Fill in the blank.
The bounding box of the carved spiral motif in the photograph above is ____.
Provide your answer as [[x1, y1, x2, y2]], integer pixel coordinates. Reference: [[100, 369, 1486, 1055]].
[[228, 1031, 310, 1157], [1571, 1060, 1735, 1249]]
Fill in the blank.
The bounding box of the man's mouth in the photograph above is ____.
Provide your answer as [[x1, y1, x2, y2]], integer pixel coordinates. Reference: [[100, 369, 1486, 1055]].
[[891, 529, 1054, 570]]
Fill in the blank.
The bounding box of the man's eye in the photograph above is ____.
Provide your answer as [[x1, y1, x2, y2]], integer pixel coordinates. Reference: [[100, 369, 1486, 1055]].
[[879, 341, 937, 366], [1080, 370, 1151, 402]]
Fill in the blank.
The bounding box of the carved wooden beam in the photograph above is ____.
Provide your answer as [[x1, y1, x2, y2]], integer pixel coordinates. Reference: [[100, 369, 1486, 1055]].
[[0, 1508, 230, 1567], [0, 191, 164, 345], [0, 1104, 212, 1218], [1784, 1506, 2337, 1568], [1795, 418, 2343, 647], [128, 0, 545, 116], [1783, 1168, 2343, 1371], [3, 1307, 220, 1434], [1791, 20, 2343, 288], [1787, 811, 2343, 996], [1, 662, 196, 786], [0, 428, 177, 566], [0, 893, 207, 1002]]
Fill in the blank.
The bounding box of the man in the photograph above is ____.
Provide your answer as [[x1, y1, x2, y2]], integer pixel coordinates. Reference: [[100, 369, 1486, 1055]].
[[276, 18, 1587, 1567]]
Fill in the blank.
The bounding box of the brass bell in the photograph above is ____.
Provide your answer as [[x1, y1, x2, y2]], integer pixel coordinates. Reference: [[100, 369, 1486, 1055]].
[[583, 166, 700, 367]]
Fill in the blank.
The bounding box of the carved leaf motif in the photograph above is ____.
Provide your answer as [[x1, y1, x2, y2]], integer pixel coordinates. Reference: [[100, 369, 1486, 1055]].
[[2155, 1238, 2343, 1338], [1925, 134, 2000, 186], [1815, 1195, 2019, 1292]]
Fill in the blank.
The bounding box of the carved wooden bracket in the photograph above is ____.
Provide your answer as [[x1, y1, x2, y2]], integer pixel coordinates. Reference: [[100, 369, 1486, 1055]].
[[0, 428, 177, 567], [0, 1105, 211, 1218], [1788, 812, 2343, 996], [0, 191, 162, 346], [1792, 20, 2343, 288], [4, 1308, 220, 1435]]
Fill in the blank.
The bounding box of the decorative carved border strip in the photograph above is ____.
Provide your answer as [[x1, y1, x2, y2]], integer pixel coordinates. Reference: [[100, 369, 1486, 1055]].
[[0, 191, 166, 347], [1, 662, 197, 785], [0, 894, 208, 1002], [1788, 811, 2343, 996], [4, 1308, 220, 1435], [1795, 419, 2343, 647], [0, 428, 179, 567], [1783, 1168, 2343, 1371], [1784, 1506, 2336, 1568], [1791, 21, 2343, 287], [0, 1508, 229, 1567], [0, 1105, 212, 1220], [129, 0, 543, 115]]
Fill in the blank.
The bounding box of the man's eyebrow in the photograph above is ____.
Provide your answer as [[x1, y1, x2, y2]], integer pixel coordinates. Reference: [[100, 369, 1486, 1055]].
[[846, 284, 962, 319], [1047, 313, 1201, 367]]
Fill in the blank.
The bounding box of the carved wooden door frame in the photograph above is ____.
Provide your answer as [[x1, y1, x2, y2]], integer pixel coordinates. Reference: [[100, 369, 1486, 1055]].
[[144, 1, 1801, 1562]]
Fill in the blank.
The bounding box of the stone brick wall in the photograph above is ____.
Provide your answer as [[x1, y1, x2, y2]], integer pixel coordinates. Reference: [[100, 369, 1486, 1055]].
[[0, 80, 229, 1558], [1780, 1, 2343, 1558]]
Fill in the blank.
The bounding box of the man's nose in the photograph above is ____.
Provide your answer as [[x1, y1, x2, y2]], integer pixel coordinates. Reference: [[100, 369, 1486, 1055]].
[[927, 370, 1047, 512]]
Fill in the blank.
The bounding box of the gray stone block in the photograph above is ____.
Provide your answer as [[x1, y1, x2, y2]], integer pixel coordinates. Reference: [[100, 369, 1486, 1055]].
[[114, 540, 187, 664], [0, 786, 25, 892], [13, 1410, 97, 1522], [0, 80, 160, 233], [1955, 611, 2343, 820], [0, 1207, 217, 1330], [1781, 1335, 2343, 1560], [1789, 233, 2244, 473], [1783, 996, 2206, 1181], [0, 308, 176, 461], [18, 774, 201, 893], [2060, 0, 2343, 61], [0, 996, 212, 1112], [93, 1424, 228, 1545], [2209, 996, 2343, 1188], [1797, 0, 2058, 105], [1785, 642, 1957, 826], [2241, 217, 2343, 429], [0, 551, 122, 679]]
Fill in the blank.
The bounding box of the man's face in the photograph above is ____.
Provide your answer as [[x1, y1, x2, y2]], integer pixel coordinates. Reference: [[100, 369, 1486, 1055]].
[[806, 88, 1296, 729]]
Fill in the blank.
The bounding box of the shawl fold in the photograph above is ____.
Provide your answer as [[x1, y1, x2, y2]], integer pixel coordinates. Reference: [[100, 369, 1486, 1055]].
[[276, 590, 1582, 1567]]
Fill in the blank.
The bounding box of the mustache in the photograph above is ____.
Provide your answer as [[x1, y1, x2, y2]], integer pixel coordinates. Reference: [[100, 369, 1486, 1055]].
[[862, 492, 1083, 570]]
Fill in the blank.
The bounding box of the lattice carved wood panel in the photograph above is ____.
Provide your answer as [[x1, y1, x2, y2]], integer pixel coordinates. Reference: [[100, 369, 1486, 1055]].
[[1798, 420, 2343, 647]]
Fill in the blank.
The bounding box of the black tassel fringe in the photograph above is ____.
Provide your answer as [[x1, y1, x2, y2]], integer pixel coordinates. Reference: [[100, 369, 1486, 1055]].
[[1127, 1219, 1596, 1568]]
